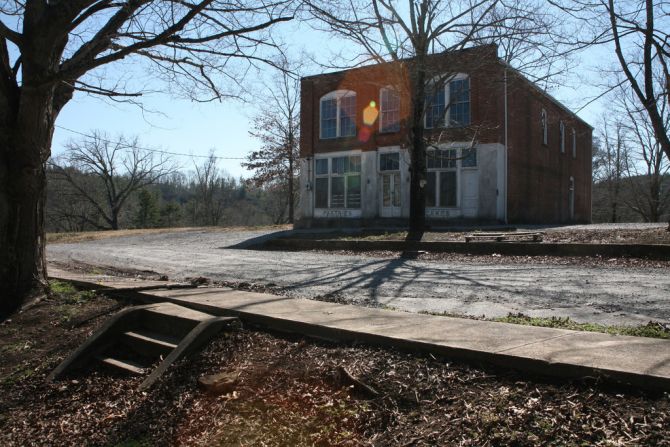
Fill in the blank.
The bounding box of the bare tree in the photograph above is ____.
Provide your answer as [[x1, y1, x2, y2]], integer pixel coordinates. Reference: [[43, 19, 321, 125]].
[[549, 0, 669, 164], [50, 132, 176, 230], [0, 1, 293, 316], [243, 62, 300, 223], [619, 91, 670, 222], [192, 153, 231, 226], [306, 0, 564, 236], [594, 116, 629, 222]]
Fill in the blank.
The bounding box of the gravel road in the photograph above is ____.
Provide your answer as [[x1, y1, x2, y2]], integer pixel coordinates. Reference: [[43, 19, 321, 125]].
[[47, 228, 670, 326]]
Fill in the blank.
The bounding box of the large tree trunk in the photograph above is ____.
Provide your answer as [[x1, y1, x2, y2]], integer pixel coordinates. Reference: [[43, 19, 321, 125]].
[[0, 13, 70, 317], [408, 60, 427, 239], [0, 91, 56, 318]]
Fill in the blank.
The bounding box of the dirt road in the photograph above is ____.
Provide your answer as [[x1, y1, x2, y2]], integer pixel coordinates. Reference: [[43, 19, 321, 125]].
[[47, 228, 670, 326]]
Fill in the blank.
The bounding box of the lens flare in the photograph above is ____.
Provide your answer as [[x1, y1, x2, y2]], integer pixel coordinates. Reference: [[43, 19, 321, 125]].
[[358, 126, 372, 142], [363, 101, 379, 126]]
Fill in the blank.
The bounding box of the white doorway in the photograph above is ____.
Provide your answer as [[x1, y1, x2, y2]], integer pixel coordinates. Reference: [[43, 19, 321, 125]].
[[461, 170, 479, 217], [381, 172, 401, 217]]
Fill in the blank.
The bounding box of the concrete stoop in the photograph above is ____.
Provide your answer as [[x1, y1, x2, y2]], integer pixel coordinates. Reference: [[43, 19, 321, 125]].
[[47, 302, 239, 390]]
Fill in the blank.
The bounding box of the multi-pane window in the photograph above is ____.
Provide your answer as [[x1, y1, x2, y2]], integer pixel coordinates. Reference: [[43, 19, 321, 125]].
[[320, 91, 357, 139], [449, 79, 470, 126], [314, 155, 362, 209], [559, 120, 565, 153], [426, 148, 458, 208], [380, 88, 400, 133], [540, 109, 548, 145], [425, 86, 445, 129], [572, 128, 577, 159], [379, 152, 400, 171], [425, 75, 470, 128], [462, 147, 477, 168]]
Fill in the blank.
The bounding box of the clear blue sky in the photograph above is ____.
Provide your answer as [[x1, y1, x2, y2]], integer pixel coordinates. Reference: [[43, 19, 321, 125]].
[[50, 16, 609, 179]]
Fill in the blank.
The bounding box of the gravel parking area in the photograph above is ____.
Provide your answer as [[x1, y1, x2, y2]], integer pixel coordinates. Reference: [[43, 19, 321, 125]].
[[47, 227, 670, 326]]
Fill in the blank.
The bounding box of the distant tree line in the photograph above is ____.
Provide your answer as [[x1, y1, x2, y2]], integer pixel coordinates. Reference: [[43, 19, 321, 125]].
[[47, 133, 296, 233]]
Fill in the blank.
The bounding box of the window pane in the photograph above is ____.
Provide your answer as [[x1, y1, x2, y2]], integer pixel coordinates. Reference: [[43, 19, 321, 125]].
[[393, 173, 401, 207], [340, 94, 357, 137], [321, 99, 337, 138], [425, 86, 445, 128], [439, 171, 457, 207], [347, 155, 361, 173], [382, 174, 391, 207], [427, 149, 438, 169], [449, 79, 470, 126], [315, 158, 328, 175], [315, 177, 329, 208], [381, 88, 400, 132], [438, 149, 456, 168], [332, 157, 346, 175], [380, 153, 399, 171], [462, 148, 477, 167], [331, 177, 345, 208], [346, 175, 361, 208], [426, 171, 436, 207]]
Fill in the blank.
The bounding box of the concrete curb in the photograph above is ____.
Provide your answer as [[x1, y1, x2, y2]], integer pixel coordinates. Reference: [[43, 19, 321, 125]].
[[261, 238, 670, 260]]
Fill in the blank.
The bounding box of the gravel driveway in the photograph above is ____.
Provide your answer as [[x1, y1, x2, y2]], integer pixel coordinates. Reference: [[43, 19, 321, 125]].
[[47, 228, 670, 326]]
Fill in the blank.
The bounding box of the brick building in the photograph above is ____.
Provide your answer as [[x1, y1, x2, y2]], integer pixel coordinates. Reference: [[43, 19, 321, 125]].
[[297, 45, 592, 227]]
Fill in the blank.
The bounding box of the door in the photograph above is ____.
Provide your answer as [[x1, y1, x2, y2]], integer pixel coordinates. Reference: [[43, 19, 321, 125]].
[[380, 172, 401, 217], [461, 170, 479, 217], [569, 176, 575, 221]]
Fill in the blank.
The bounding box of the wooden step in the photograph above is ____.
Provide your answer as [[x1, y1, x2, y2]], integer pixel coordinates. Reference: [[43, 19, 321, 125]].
[[96, 356, 148, 375], [140, 303, 213, 338], [122, 330, 179, 358]]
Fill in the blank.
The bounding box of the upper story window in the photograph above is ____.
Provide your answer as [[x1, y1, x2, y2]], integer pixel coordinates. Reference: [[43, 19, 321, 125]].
[[425, 75, 470, 129], [559, 120, 565, 153], [540, 109, 548, 145], [320, 90, 357, 139], [572, 128, 577, 159], [380, 87, 401, 133]]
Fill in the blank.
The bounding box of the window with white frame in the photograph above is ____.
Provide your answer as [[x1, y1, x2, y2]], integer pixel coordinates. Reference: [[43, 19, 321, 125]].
[[425, 148, 458, 208], [425, 75, 470, 129], [541, 109, 548, 145], [571, 128, 577, 158], [380, 87, 400, 133], [379, 152, 400, 171], [314, 155, 362, 209], [559, 120, 565, 153], [320, 91, 357, 139]]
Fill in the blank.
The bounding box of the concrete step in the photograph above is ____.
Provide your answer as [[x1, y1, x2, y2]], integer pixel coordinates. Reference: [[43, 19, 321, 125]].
[[96, 356, 148, 375], [122, 330, 179, 358]]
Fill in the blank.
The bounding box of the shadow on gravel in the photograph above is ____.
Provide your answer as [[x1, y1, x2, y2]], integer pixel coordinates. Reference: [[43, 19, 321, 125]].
[[222, 230, 296, 249]]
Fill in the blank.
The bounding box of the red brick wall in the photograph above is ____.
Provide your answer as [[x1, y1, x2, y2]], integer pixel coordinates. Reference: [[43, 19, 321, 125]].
[[505, 73, 592, 223]]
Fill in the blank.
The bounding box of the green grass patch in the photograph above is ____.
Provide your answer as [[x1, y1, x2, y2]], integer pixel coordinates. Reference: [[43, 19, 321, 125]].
[[495, 313, 670, 339], [49, 280, 96, 305]]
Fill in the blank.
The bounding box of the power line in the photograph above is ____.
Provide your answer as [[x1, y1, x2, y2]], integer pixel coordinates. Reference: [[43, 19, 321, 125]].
[[54, 125, 247, 160]]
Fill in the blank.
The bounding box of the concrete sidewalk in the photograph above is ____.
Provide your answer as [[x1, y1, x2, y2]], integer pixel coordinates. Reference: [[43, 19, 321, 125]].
[[49, 267, 670, 391]]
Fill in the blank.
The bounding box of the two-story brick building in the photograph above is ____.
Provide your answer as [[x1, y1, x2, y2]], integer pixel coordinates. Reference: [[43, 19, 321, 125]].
[[297, 44, 592, 227]]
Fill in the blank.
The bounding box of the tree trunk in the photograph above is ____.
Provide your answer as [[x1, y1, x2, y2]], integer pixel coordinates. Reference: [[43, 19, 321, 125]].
[[0, 98, 54, 318], [408, 61, 427, 239]]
